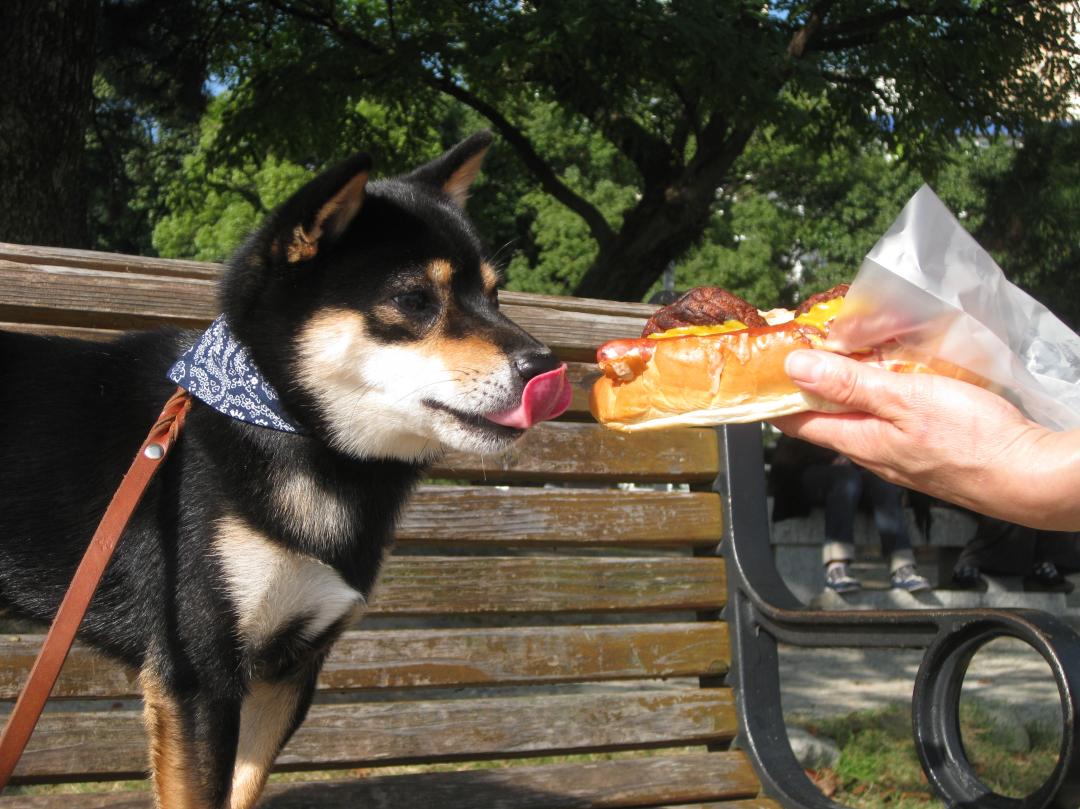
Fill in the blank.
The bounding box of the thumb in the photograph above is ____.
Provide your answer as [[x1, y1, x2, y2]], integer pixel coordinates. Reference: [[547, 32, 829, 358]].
[[785, 350, 913, 420]]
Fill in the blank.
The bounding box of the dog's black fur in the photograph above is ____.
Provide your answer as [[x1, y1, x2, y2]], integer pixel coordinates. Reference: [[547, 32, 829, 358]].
[[0, 133, 556, 808]]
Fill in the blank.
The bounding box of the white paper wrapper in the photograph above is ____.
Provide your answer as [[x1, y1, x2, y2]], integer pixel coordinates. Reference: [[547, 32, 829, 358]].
[[828, 185, 1080, 431]]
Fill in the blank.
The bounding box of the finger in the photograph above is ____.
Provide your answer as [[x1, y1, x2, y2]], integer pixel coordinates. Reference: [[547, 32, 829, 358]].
[[769, 411, 815, 436], [771, 410, 917, 485], [772, 409, 891, 455], [784, 350, 920, 421]]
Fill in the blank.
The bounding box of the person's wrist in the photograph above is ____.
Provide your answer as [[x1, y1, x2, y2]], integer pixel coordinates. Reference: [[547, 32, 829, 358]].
[[1004, 427, 1080, 531]]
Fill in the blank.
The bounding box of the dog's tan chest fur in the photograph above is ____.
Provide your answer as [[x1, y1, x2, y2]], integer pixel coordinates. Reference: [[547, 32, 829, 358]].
[[213, 514, 362, 651], [272, 468, 356, 547]]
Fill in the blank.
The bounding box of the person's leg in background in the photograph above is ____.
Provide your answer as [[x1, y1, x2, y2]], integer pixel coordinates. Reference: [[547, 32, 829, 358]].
[[952, 515, 1032, 590], [802, 463, 862, 593], [1029, 530, 1076, 592], [953, 519, 1073, 591], [863, 471, 932, 592]]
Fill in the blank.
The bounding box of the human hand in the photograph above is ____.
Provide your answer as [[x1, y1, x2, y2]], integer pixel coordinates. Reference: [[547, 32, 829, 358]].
[[771, 350, 1080, 530]]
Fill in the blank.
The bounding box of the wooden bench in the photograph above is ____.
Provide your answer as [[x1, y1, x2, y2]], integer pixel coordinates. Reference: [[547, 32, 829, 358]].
[[0, 243, 770, 808], [2, 242, 1080, 809]]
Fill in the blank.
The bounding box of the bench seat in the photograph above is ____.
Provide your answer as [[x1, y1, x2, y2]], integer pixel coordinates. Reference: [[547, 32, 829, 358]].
[[0, 243, 761, 807]]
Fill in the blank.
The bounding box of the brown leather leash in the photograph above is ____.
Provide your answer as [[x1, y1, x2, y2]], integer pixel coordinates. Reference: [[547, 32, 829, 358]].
[[0, 388, 191, 791]]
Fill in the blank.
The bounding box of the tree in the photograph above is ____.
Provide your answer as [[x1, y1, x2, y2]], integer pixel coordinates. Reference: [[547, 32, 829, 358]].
[[0, 0, 217, 251], [0, 0, 101, 246], [199, 0, 1078, 300], [151, 93, 474, 259], [631, 124, 1068, 319], [84, 0, 217, 253], [153, 94, 1080, 332], [152, 96, 315, 261], [975, 122, 1080, 328]]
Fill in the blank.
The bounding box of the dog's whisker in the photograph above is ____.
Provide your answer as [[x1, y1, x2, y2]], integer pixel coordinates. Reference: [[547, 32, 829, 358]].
[[487, 237, 519, 268], [382, 372, 488, 409]]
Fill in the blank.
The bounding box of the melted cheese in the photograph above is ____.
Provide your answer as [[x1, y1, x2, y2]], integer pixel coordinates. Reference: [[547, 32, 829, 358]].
[[794, 297, 844, 331], [646, 320, 747, 340], [644, 296, 846, 341]]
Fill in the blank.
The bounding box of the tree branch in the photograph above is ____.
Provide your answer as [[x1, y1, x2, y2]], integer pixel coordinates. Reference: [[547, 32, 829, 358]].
[[207, 177, 267, 215], [811, 4, 915, 46], [265, 0, 615, 247], [807, 2, 1032, 53], [668, 76, 702, 143], [699, 0, 833, 158], [261, 0, 386, 56], [428, 75, 615, 245], [595, 109, 677, 186], [787, 0, 834, 59]]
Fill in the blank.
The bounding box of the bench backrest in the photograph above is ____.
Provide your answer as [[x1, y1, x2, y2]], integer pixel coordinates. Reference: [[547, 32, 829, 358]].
[[0, 243, 763, 807]]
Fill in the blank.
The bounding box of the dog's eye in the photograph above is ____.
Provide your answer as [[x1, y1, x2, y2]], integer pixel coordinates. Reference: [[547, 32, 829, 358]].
[[393, 290, 435, 316]]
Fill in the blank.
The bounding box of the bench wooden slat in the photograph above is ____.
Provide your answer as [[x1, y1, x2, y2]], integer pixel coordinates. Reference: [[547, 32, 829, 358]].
[[0, 794, 781, 807], [0, 623, 729, 700], [0, 243, 662, 321], [0, 322, 120, 341], [500, 290, 655, 319], [258, 752, 769, 809], [0, 243, 221, 281], [0, 327, 599, 425], [0, 315, 635, 369], [0, 796, 780, 809], [499, 303, 644, 361], [0, 263, 645, 356], [433, 422, 720, 483], [313, 623, 730, 690], [0, 751, 763, 807], [659, 803, 783, 809], [563, 360, 600, 419], [0, 262, 215, 330], [370, 556, 726, 614], [400, 486, 722, 546], [12, 691, 736, 782]]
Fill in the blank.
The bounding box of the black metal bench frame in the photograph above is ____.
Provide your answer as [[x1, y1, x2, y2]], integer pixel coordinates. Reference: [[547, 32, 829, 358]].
[[718, 422, 1080, 809]]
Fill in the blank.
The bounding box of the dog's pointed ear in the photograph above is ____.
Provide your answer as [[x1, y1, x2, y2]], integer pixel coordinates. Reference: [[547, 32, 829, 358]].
[[406, 131, 493, 208], [271, 153, 372, 265]]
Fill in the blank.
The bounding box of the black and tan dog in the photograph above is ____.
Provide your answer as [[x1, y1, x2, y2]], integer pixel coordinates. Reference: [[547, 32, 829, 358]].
[[0, 132, 570, 808]]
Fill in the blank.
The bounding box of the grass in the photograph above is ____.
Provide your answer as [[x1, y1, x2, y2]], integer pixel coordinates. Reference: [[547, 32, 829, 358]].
[[795, 700, 1062, 808]]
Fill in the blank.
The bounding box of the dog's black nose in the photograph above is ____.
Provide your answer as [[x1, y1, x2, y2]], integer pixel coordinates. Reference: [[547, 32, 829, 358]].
[[514, 350, 560, 380]]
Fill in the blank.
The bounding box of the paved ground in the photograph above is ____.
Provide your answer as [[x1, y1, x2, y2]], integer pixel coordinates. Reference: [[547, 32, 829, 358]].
[[778, 635, 1063, 724], [773, 553, 1075, 725]]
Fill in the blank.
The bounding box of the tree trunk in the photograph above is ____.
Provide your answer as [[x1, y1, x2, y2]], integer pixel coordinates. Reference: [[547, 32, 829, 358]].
[[573, 128, 756, 302], [0, 0, 101, 247], [574, 193, 714, 302]]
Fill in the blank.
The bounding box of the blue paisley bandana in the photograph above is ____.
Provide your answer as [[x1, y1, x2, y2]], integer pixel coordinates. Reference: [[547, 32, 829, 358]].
[[167, 315, 305, 433]]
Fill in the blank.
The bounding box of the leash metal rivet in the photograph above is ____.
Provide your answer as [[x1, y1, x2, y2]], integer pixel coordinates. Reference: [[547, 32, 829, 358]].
[[144, 443, 165, 460]]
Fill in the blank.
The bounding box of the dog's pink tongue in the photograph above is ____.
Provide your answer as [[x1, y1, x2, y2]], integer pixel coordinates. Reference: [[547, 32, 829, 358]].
[[486, 364, 572, 429]]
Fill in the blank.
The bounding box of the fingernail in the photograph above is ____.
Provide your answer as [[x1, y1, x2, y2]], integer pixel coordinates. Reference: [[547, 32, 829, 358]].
[[785, 350, 827, 384]]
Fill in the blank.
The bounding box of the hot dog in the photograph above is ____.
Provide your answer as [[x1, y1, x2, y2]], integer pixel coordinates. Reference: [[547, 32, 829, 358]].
[[590, 285, 986, 432]]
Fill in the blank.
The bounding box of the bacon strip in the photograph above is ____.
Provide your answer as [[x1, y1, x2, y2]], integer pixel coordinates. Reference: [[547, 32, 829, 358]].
[[795, 283, 849, 315], [642, 287, 767, 337]]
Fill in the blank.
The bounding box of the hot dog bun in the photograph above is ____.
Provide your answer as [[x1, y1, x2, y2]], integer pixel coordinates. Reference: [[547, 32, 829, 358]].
[[590, 320, 839, 431], [590, 289, 988, 432]]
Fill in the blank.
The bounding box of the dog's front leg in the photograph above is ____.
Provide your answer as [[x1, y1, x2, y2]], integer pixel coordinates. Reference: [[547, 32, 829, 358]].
[[227, 669, 318, 809], [141, 670, 242, 809]]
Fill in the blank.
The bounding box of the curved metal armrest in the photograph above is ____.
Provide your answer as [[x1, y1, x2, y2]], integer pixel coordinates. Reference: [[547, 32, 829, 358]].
[[716, 423, 1080, 809]]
